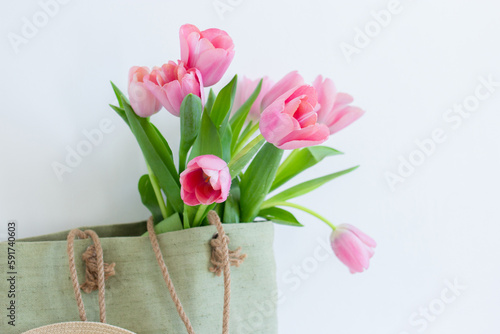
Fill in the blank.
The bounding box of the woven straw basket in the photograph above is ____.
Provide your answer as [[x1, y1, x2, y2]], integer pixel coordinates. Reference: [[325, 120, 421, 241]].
[[23, 322, 135, 333]]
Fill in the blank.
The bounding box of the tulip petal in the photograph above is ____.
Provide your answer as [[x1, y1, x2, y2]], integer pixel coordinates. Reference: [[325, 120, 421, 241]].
[[261, 71, 305, 110], [218, 168, 231, 200], [181, 169, 204, 193], [333, 232, 366, 273], [164, 81, 183, 117], [313, 76, 337, 124], [196, 48, 233, 86], [328, 106, 365, 135], [144, 79, 174, 114], [180, 24, 201, 65], [342, 224, 377, 248], [260, 108, 296, 145], [194, 154, 228, 170], [275, 124, 330, 150], [181, 189, 200, 206], [285, 85, 317, 107]]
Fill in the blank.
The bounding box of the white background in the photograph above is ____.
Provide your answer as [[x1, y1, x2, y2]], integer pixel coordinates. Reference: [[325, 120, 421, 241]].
[[1, 0, 500, 333]]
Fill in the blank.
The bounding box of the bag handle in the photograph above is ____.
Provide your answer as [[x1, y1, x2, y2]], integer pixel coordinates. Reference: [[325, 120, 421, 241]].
[[67, 229, 107, 323], [147, 211, 245, 334]]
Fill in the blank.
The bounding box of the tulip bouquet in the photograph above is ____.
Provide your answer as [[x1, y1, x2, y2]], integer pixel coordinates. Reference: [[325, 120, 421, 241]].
[[109, 24, 375, 273]]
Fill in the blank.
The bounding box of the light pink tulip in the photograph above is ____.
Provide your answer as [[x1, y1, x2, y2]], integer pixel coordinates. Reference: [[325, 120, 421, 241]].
[[313, 76, 365, 134], [259, 85, 330, 150], [180, 155, 231, 206], [180, 24, 235, 87], [128, 66, 162, 118], [144, 61, 204, 117], [260, 71, 305, 111], [330, 224, 376, 274], [232, 76, 274, 121]]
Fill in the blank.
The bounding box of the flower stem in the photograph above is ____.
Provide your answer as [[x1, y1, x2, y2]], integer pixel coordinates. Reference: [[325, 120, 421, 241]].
[[272, 202, 336, 230], [234, 122, 260, 154], [193, 205, 207, 227], [147, 163, 168, 220]]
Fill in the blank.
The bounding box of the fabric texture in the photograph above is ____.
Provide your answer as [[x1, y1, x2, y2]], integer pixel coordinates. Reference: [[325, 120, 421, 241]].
[[0, 221, 278, 334]]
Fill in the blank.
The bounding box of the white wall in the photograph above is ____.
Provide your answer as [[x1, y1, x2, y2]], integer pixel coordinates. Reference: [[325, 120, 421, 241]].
[[1, 0, 499, 333]]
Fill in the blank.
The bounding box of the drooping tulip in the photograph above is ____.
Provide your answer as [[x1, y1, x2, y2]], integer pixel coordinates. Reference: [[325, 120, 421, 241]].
[[259, 85, 330, 150], [330, 224, 376, 274], [313, 76, 365, 134], [128, 66, 162, 117], [180, 155, 231, 206], [144, 61, 204, 117], [179, 24, 235, 86]]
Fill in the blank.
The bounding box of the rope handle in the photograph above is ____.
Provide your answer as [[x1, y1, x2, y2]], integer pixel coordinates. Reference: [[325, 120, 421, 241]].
[[67, 229, 108, 323], [147, 210, 245, 334]]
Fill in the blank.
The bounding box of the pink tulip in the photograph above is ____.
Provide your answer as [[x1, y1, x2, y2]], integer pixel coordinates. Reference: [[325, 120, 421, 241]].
[[260, 71, 304, 111], [179, 24, 235, 87], [180, 155, 231, 206], [313, 76, 365, 134], [144, 61, 204, 117], [128, 66, 162, 118], [330, 224, 376, 274], [232, 76, 274, 121], [259, 85, 330, 150]]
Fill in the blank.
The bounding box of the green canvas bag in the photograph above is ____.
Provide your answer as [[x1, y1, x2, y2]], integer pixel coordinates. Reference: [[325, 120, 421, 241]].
[[0, 219, 278, 333]]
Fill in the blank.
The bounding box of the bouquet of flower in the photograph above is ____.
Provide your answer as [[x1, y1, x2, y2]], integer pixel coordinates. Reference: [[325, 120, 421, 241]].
[[109, 24, 375, 274]]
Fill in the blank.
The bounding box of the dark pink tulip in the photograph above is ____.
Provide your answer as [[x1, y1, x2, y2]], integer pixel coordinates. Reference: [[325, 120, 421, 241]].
[[180, 155, 231, 206]]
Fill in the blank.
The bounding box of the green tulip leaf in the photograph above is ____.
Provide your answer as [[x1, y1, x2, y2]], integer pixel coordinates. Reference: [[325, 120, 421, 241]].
[[258, 207, 303, 227], [138, 174, 163, 223], [264, 166, 359, 208], [110, 81, 129, 108], [239, 142, 284, 222], [204, 89, 216, 114], [210, 75, 237, 134], [142, 213, 183, 236], [230, 79, 263, 153], [179, 94, 203, 171], [122, 98, 183, 212], [109, 104, 129, 127], [271, 146, 343, 191], [223, 179, 241, 224], [189, 110, 223, 160], [221, 124, 233, 162], [227, 135, 265, 179]]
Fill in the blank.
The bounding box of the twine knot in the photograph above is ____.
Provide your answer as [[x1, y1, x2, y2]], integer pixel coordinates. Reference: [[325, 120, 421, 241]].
[[80, 244, 116, 294], [208, 212, 247, 277]]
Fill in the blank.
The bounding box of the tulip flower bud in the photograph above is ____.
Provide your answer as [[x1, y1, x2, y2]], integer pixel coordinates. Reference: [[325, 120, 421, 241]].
[[144, 61, 204, 117], [128, 66, 162, 118], [180, 24, 235, 87], [330, 224, 376, 274]]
